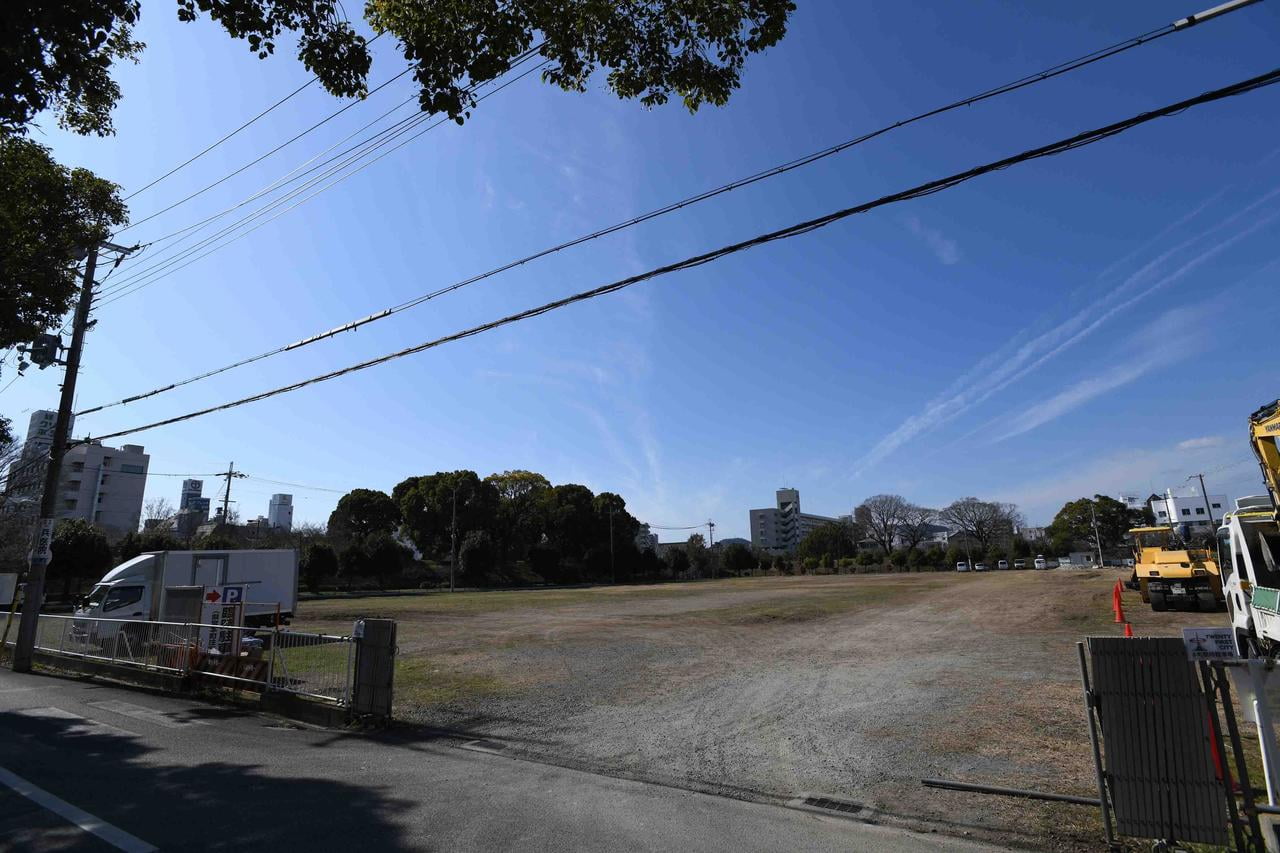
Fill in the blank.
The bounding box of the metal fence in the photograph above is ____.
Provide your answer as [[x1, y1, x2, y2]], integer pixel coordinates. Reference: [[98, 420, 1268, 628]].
[[12, 614, 356, 706]]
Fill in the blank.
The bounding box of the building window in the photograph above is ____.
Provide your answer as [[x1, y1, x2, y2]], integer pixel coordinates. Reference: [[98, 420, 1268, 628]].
[[97, 493, 105, 502], [1182, 509, 1191, 517], [1195, 508, 1205, 515], [1158, 511, 1167, 518], [71, 462, 84, 472], [100, 474, 109, 484], [1212, 503, 1221, 509], [101, 456, 112, 467], [121, 464, 144, 474]]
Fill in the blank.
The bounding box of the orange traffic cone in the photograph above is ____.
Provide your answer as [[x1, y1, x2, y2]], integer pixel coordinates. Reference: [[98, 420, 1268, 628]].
[[1114, 584, 1126, 624], [1124, 622, 1134, 638]]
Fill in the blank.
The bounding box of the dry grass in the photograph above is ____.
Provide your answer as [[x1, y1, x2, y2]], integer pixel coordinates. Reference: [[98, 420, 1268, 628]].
[[290, 569, 1238, 851]]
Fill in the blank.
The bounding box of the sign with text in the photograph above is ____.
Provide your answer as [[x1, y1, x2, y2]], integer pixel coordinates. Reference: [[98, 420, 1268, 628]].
[[1182, 627, 1239, 661]]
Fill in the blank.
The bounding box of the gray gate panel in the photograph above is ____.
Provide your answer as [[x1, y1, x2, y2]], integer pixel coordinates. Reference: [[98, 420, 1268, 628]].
[[1088, 637, 1228, 845]]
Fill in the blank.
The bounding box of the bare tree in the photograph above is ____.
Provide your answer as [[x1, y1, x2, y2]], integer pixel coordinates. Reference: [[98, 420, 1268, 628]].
[[897, 504, 938, 551], [142, 497, 175, 529], [858, 494, 910, 554], [938, 498, 1024, 549]]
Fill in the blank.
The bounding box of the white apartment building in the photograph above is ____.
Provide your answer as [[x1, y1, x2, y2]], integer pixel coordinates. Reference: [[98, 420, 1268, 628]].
[[749, 488, 845, 553], [267, 493, 294, 531], [1150, 487, 1229, 535], [3, 410, 148, 539], [59, 441, 150, 538]]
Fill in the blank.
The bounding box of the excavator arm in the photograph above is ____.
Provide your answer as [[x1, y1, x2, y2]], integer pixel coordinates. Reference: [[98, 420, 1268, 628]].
[[1249, 398, 1280, 520]]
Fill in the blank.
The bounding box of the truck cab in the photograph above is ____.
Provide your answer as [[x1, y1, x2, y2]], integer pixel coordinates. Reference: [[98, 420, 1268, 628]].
[[77, 555, 156, 621], [1219, 498, 1280, 656]]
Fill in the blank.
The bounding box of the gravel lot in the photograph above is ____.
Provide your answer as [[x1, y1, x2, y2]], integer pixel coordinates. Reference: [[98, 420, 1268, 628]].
[[294, 570, 1223, 850]]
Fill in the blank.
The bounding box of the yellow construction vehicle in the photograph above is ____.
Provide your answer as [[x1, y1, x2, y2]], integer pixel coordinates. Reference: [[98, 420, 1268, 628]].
[[1130, 525, 1223, 611], [1221, 399, 1280, 656]]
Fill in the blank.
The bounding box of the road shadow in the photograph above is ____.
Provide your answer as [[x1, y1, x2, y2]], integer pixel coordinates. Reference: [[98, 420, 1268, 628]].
[[0, 709, 417, 852]]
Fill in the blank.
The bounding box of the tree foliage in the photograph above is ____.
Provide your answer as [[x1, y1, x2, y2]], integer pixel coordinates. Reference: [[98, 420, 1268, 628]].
[[48, 518, 113, 596], [938, 497, 1024, 549], [0, 136, 128, 350], [3, 0, 793, 138], [1048, 495, 1133, 554], [300, 542, 337, 592], [858, 494, 909, 554], [796, 521, 858, 561], [1, 0, 145, 135], [327, 488, 401, 546], [721, 543, 755, 576], [896, 504, 938, 551]]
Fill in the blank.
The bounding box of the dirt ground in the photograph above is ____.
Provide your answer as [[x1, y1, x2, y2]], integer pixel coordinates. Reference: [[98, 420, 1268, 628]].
[[293, 570, 1230, 851]]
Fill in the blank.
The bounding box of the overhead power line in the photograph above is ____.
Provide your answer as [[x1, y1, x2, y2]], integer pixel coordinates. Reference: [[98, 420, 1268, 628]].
[[245, 475, 346, 493], [93, 49, 548, 304], [117, 57, 413, 236], [123, 34, 386, 202], [78, 67, 1280, 445], [72, 6, 1251, 416]]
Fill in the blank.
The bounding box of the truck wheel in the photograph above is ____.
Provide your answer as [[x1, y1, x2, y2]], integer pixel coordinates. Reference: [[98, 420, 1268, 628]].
[[1150, 592, 1168, 612]]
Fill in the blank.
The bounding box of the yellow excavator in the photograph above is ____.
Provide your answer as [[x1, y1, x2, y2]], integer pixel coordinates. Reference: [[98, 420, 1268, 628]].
[[1129, 525, 1223, 612], [1219, 399, 1280, 656]]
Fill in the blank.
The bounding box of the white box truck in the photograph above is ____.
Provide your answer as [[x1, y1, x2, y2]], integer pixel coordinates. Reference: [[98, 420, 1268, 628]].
[[75, 550, 298, 627]]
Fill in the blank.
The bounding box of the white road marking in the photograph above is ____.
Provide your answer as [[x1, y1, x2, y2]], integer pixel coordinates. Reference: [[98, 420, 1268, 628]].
[[0, 766, 157, 853], [87, 699, 208, 729]]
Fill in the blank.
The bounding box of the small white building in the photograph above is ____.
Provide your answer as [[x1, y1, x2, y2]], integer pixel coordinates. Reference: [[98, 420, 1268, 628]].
[[1150, 487, 1228, 535]]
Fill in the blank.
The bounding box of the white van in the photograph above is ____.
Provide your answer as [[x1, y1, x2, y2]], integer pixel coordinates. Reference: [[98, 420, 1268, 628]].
[[1034, 555, 1048, 570], [956, 562, 970, 572]]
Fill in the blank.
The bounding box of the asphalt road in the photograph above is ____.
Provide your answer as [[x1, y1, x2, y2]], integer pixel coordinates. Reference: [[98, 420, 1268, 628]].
[[0, 669, 1012, 852]]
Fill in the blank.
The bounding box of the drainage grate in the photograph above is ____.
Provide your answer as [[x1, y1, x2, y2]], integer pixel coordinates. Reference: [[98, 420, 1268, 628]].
[[801, 796, 862, 814]]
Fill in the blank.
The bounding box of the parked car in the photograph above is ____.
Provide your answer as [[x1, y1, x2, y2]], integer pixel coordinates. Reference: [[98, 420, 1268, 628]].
[[1034, 555, 1048, 570], [974, 562, 988, 572], [955, 562, 970, 572], [1013, 559, 1027, 569], [997, 560, 1009, 570]]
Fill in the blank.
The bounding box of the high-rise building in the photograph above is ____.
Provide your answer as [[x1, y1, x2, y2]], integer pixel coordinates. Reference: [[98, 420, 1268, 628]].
[[179, 479, 203, 509], [749, 488, 845, 553], [268, 493, 293, 531]]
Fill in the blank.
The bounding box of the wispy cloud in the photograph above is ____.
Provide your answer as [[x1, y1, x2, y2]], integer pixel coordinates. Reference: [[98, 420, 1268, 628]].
[[989, 304, 1208, 443], [904, 215, 960, 265], [1178, 436, 1224, 450], [852, 186, 1280, 475]]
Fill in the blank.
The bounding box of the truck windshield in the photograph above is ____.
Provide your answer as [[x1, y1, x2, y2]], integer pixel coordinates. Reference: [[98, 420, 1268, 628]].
[[85, 586, 108, 607], [102, 586, 143, 613], [1244, 523, 1280, 589]]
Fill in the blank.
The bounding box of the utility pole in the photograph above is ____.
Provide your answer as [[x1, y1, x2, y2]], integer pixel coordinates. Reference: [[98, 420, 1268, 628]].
[[450, 485, 458, 593], [1189, 473, 1218, 538], [608, 504, 616, 584], [707, 520, 716, 578], [1090, 501, 1104, 568], [213, 462, 246, 527], [13, 241, 134, 672]]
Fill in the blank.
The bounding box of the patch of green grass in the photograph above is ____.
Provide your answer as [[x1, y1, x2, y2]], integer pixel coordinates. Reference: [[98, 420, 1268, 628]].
[[395, 655, 508, 707]]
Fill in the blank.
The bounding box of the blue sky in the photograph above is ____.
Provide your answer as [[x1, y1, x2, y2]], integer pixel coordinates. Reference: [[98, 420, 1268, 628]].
[[4, 0, 1279, 534]]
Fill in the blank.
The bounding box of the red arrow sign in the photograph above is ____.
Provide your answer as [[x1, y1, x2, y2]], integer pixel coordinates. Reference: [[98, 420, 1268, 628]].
[[204, 589, 221, 603]]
